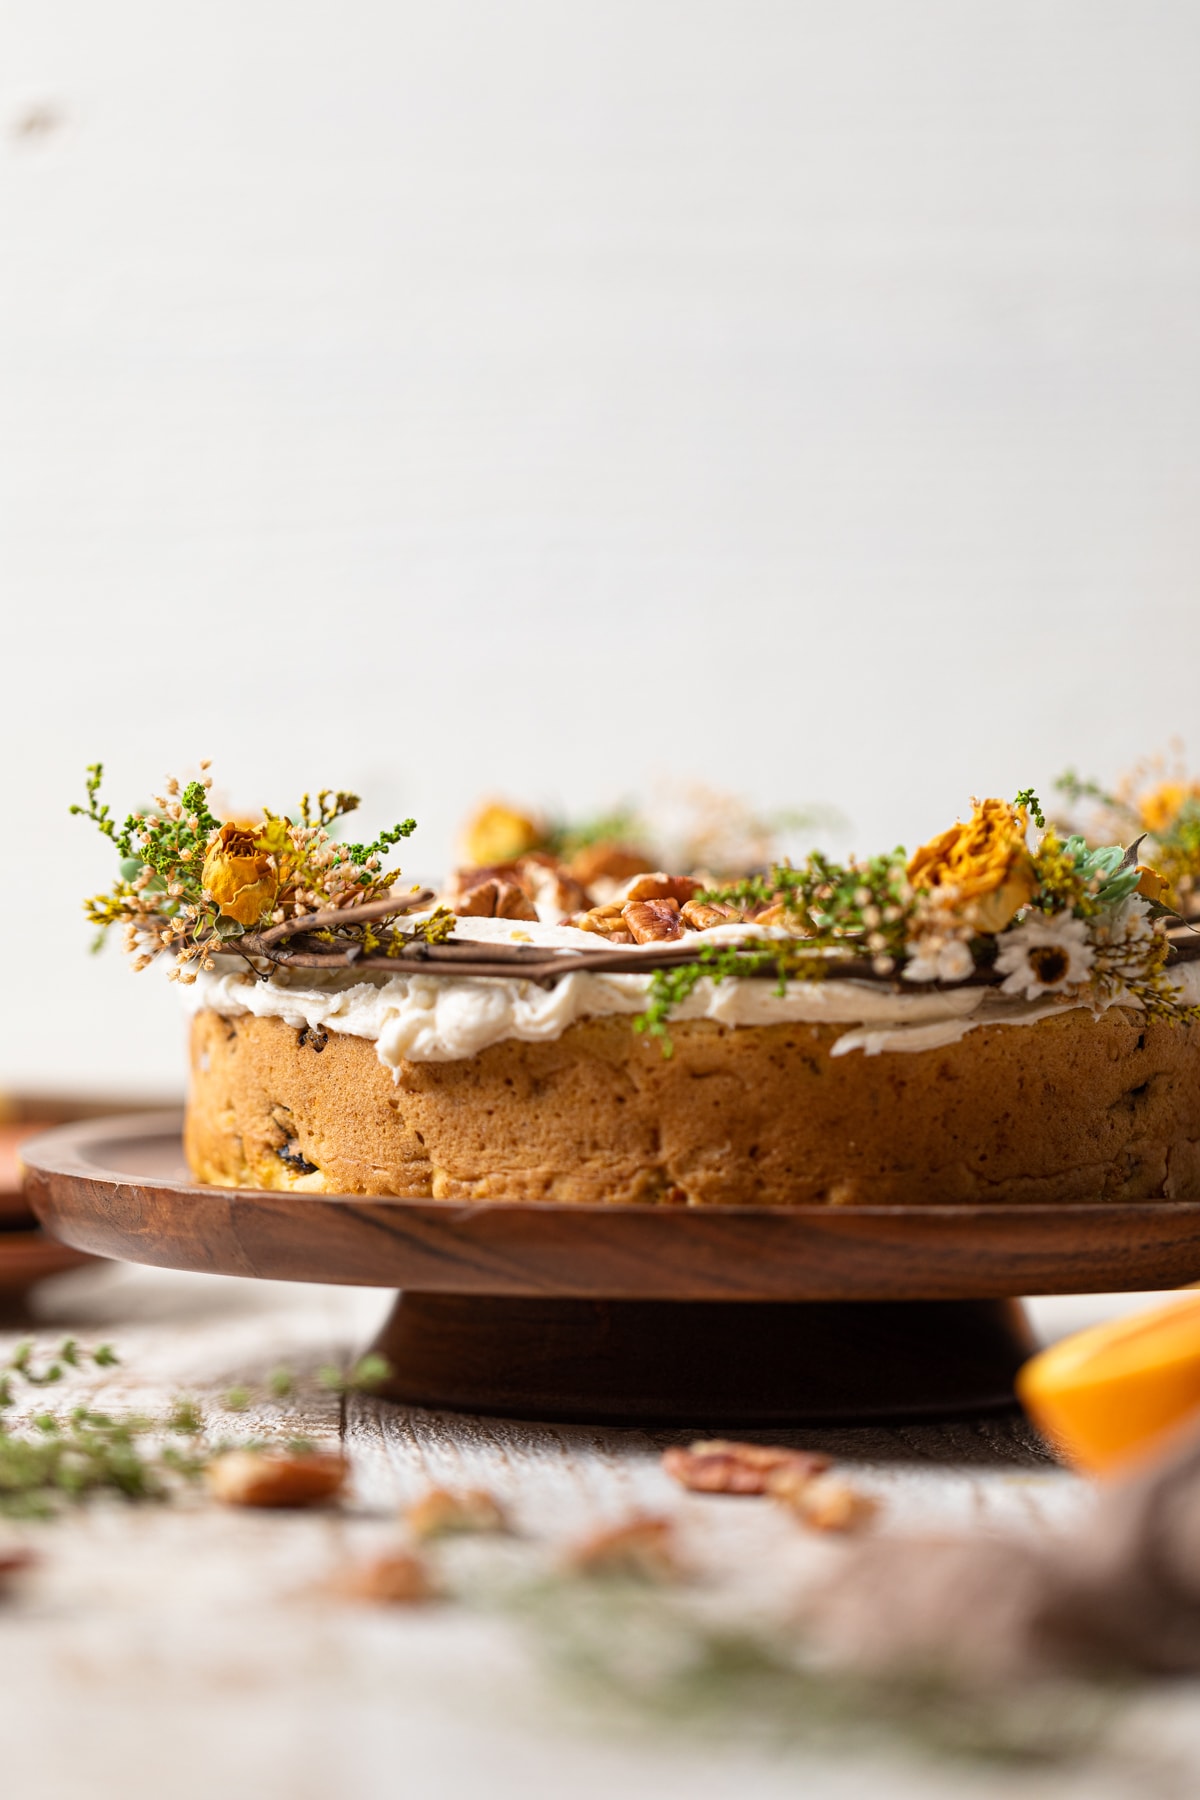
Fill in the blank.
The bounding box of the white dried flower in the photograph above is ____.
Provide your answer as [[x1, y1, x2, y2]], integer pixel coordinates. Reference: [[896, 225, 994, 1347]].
[[903, 935, 975, 984], [1091, 894, 1154, 950], [994, 912, 1094, 1000]]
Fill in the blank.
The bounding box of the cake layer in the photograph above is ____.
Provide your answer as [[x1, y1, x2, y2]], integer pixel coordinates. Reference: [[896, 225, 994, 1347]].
[[185, 1004, 1200, 1206]]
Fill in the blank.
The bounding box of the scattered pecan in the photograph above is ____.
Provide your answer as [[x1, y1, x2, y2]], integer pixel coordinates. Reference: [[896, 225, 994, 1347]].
[[206, 1449, 348, 1509], [622, 898, 685, 943], [769, 1469, 880, 1532], [680, 899, 744, 931], [621, 873, 703, 907], [406, 1486, 508, 1541], [331, 1548, 437, 1605], [0, 1547, 36, 1593], [662, 1439, 831, 1496], [567, 1514, 681, 1581]]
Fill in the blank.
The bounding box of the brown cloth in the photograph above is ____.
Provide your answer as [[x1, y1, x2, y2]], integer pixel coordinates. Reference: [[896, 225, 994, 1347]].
[[808, 1425, 1200, 1681]]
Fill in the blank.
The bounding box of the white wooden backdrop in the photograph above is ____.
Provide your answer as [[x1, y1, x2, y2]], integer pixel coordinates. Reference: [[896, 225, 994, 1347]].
[[4, 1, 1200, 1091]]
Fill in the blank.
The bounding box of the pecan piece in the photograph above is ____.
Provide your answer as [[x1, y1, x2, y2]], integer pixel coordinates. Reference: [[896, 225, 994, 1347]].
[[744, 895, 806, 927], [622, 898, 684, 943], [566, 1514, 681, 1581], [567, 843, 656, 889], [405, 1486, 508, 1541], [514, 855, 590, 920], [206, 1449, 348, 1509], [0, 1547, 36, 1593], [621, 872, 703, 907], [567, 903, 636, 942], [662, 1439, 831, 1496], [769, 1470, 880, 1533], [453, 874, 538, 921], [331, 1548, 437, 1605], [680, 899, 744, 931]]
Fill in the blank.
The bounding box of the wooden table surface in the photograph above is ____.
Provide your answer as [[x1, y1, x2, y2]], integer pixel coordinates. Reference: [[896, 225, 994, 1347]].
[[2, 1263, 1198, 1800]]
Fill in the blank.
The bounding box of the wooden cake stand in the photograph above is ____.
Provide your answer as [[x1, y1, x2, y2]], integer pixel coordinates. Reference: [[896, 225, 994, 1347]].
[[21, 1110, 1200, 1424]]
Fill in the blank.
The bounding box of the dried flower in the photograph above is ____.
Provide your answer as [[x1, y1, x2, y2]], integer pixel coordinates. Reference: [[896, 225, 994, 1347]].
[[908, 799, 1037, 935], [461, 802, 545, 867], [994, 913, 1095, 1000], [902, 928, 975, 985], [200, 823, 278, 926]]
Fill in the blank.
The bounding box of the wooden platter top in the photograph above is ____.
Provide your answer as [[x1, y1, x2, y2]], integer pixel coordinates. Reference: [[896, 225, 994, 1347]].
[[19, 1111, 1200, 1302]]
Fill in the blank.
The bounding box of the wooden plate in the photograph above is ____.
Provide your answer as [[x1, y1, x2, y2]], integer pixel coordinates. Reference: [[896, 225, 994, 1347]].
[[0, 1123, 44, 1225], [20, 1111, 1200, 1302], [0, 1231, 95, 1295]]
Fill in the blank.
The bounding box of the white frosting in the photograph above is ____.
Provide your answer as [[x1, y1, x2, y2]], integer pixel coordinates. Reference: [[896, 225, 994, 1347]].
[[182, 914, 1200, 1071]]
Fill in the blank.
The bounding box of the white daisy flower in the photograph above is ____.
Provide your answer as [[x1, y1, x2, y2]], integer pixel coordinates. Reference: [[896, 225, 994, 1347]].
[[994, 912, 1095, 1000], [903, 935, 975, 984]]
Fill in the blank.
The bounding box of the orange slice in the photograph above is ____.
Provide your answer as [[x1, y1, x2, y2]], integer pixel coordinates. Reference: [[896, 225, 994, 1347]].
[[1017, 1292, 1200, 1475]]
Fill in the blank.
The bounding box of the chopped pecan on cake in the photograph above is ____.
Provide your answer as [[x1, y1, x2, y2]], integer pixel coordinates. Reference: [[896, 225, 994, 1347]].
[[622, 898, 686, 943], [444, 866, 539, 922], [680, 898, 744, 929], [620, 873, 703, 907], [565, 901, 635, 943], [565, 841, 657, 891], [444, 854, 588, 922]]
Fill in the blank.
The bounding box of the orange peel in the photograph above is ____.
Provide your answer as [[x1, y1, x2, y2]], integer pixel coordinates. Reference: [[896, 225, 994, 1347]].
[[1017, 1293, 1200, 1476]]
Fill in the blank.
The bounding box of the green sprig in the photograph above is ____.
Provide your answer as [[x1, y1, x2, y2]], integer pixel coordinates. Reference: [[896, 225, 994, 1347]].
[[317, 1354, 393, 1395], [333, 819, 418, 870], [1013, 787, 1045, 829]]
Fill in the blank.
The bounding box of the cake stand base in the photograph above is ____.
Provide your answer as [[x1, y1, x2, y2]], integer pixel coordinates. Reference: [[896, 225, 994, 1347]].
[[368, 1294, 1037, 1424]]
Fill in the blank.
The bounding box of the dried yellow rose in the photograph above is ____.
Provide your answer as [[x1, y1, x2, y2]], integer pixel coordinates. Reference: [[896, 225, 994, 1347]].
[[908, 798, 1037, 935], [1138, 781, 1200, 839], [460, 802, 544, 868], [201, 822, 278, 926]]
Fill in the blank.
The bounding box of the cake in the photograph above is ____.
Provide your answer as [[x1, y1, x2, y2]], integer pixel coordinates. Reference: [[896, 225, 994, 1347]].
[[75, 764, 1200, 1207]]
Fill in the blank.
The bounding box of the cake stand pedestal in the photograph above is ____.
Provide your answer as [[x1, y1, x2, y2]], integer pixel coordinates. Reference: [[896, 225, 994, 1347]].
[[369, 1293, 1033, 1422], [22, 1112, 1200, 1425]]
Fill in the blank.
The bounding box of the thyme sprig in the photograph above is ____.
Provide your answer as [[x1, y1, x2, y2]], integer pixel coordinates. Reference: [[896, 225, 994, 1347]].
[[0, 1339, 208, 1518], [503, 1576, 1111, 1767], [634, 940, 829, 1054], [633, 848, 916, 1050], [697, 849, 915, 966], [0, 1341, 393, 1518]]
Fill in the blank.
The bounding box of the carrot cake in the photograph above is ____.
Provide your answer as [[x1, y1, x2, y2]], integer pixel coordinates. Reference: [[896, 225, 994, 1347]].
[[73, 765, 1200, 1206]]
